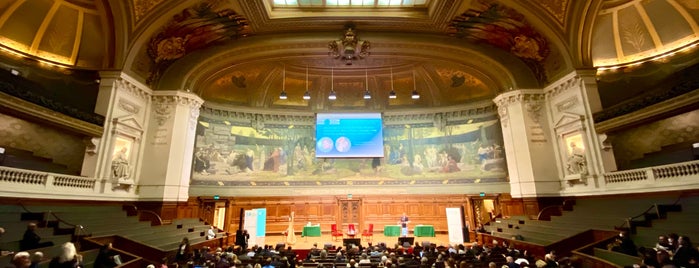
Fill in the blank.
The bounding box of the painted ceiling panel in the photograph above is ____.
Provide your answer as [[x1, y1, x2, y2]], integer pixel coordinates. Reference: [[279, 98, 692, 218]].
[[37, 6, 78, 62], [76, 14, 106, 68], [645, 0, 693, 45], [617, 5, 654, 57], [591, 13, 616, 63], [0, 0, 52, 51]]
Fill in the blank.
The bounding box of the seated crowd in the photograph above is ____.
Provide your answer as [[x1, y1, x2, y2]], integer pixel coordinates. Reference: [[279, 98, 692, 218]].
[[167, 239, 575, 268], [633, 233, 699, 268]]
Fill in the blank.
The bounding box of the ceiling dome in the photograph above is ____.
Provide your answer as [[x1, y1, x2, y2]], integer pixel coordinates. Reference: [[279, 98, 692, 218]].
[[591, 0, 699, 67], [0, 0, 113, 68]]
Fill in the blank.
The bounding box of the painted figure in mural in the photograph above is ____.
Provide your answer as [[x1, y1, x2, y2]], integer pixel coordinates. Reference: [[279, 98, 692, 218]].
[[566, 142, 586, 175], [263, 148, 282, 172], [194, 148, 210, 174], [285, 212, 296, 245], [111, 147, 130, 179], [442, 155, 461, 173], [477, 143, 492, 164]]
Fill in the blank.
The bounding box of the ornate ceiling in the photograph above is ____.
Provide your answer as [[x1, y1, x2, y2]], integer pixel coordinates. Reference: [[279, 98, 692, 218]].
[[0, 0, 697, 112]]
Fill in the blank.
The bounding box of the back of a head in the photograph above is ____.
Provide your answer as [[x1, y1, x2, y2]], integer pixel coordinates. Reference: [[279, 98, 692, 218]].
[[12, 251, 31, 268], [59, 242, 77, 263]]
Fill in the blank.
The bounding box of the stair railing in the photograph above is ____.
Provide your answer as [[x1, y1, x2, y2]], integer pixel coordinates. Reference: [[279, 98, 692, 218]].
[[124, 204, 163, 226]]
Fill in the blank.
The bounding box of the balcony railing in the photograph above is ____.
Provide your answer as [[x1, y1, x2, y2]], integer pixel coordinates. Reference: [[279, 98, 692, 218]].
[[1, 160, 698, 199], [604, 160, 699, 185]]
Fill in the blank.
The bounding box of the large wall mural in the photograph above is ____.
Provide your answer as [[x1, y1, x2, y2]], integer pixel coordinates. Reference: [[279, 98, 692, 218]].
[[190, 115, 508, 186]]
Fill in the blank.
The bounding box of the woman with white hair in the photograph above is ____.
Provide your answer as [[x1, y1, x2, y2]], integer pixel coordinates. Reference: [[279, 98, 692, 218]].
[[48, 242, 83, 268]]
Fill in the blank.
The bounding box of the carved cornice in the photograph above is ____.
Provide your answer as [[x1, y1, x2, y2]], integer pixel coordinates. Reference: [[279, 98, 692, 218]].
[[199, 100, 498, 126], [493, 89, 546, 108], [151, 92, 204, 127], [115, 77, 151, 102], [544, 70, 596, 98]]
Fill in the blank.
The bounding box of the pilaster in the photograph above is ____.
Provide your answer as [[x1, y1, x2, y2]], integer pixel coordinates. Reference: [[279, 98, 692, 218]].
[[494, 89, 559, 198], [139, 91, 203, 202]]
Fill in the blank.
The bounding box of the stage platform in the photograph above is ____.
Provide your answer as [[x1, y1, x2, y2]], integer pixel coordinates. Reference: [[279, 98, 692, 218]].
[[260, 232, 461, 249]]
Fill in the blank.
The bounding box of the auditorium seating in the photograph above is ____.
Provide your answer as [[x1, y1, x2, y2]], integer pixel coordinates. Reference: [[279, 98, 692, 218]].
[[485, 196, 678, 246], [632, 195, 699, 248], [0, 203, 223, 266]]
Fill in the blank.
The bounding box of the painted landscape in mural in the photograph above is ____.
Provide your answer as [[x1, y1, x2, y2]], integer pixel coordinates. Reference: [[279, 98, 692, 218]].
[[190, 117, 507, 183]]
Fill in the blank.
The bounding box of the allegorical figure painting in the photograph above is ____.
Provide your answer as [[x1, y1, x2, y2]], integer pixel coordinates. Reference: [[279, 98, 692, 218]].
[[190, 117, 507, 183]]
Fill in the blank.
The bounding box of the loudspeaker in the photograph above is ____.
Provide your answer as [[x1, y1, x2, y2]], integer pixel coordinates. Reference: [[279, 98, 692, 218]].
[[398, 237, 414, 246], [343, 238, 361, 247]]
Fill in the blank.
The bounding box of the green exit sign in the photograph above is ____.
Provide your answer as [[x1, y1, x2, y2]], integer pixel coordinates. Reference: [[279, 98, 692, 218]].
[[213, 195, 220, 200], [479, 192, 485, 197]]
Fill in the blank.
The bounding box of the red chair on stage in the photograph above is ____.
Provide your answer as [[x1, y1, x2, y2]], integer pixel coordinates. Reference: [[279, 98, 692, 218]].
[[361, 223, 374, 242], [331, 223, 343, 241], [347, 223, 357, 237]]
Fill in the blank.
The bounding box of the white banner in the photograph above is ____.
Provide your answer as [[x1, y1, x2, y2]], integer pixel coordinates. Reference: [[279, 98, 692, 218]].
[[445, 207, 464, 244], [244, 208, 266, 246]]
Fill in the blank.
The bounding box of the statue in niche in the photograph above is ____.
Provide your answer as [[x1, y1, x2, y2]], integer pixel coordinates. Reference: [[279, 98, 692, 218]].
[[566, 142, 586, 175], [111, 147, 131, 179]]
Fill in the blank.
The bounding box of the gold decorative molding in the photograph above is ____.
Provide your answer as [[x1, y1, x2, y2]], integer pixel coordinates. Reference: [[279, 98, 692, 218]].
[[0, 91, 103, 137]]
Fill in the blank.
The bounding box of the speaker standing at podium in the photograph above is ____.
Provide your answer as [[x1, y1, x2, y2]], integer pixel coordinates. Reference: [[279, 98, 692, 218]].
[[399, 212, 410, 237]]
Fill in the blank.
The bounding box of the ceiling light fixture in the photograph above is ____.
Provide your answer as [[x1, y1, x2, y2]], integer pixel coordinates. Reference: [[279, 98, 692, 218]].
[[328, 67, 337, 100], [412, 70, 420, 99], [389, 67, 396, 99], [363, 68, 371, 99], [303, 65, 311, 100], [279, 65, 287, 100]]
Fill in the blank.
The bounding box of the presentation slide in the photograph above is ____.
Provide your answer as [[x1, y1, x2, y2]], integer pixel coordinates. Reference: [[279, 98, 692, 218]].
[[316, 113, 384, 158]]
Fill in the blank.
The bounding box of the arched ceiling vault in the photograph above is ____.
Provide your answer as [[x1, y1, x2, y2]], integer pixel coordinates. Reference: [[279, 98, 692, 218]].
[[9, 0, 696, 112]]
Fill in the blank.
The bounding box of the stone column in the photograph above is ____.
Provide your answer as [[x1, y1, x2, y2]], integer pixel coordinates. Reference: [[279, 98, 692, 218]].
[[138, 91, 203, 202], [494, 89, 559, 199]]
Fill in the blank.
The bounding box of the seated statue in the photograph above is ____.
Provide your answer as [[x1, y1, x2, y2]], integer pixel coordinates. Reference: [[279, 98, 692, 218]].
[[112, 147, 131, 179]]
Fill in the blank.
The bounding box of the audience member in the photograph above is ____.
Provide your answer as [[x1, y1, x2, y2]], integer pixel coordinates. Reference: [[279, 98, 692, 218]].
[[94, 243, 119, 268], [672, 236, 699, 268], [30, 251, 43, 268], [207, 226, 217, 240], [656, 235, 672, 251], [12, 252, 31, 268], [175, 237, 191, 264], [20, 223, 54, 251], [611, 231, 637, 256], [48, 242, 83, 268]]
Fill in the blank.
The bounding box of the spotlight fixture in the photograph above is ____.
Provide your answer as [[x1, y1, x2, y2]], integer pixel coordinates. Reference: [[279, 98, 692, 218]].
[[279, 65, 287, 100], [363, 69, 371, 99], [303, 65, 311, 100], [328, 68, 337, 100], [411, 70, 420, 99], [389, 67, 397, 99]]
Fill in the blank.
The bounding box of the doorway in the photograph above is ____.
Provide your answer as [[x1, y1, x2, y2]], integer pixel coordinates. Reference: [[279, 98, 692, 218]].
[[339, 199, 361, 233]]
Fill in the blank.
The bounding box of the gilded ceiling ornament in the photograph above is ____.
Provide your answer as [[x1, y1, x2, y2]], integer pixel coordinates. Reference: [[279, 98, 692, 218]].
[[328, 26, 371, 65]]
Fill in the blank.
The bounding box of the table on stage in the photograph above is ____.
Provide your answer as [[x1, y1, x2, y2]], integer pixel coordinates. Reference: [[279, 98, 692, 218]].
[[301, 226, 321, 237], [383, 225, 401, 236], [413, 225, 435, 237]]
